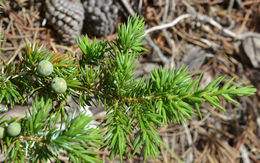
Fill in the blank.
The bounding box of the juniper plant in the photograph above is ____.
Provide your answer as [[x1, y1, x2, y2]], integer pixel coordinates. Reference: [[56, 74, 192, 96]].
[[0, 15, 256, 162]]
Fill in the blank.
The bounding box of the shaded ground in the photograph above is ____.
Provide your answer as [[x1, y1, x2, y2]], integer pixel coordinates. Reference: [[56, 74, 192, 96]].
[[0, 0, 260, 162]]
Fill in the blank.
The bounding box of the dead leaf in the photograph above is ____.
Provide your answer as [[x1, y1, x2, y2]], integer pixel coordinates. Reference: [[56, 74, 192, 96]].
[[242, 36, 260, 68], [180, 44, 213, 71]]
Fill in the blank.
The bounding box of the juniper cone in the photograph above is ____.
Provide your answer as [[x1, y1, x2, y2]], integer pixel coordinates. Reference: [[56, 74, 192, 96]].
[[7, 122, 21, 137], [51, 77, 67, 93], [82, 0, 119, 37], [37, 60, 53, 76], [45, 0, 85, 45], [0, 127, 4, 139]]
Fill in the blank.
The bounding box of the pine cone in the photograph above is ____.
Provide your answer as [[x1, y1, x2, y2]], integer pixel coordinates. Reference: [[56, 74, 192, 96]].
[[82, 0, 119, 37], [44, 0, 85, 45]]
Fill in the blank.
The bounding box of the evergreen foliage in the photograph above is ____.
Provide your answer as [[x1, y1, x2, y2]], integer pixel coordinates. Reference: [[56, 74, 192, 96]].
[[0, 14, 256, 162]]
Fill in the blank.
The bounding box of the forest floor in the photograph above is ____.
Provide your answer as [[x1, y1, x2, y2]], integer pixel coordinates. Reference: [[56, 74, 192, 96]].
[[0, 0, 260, 162]]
